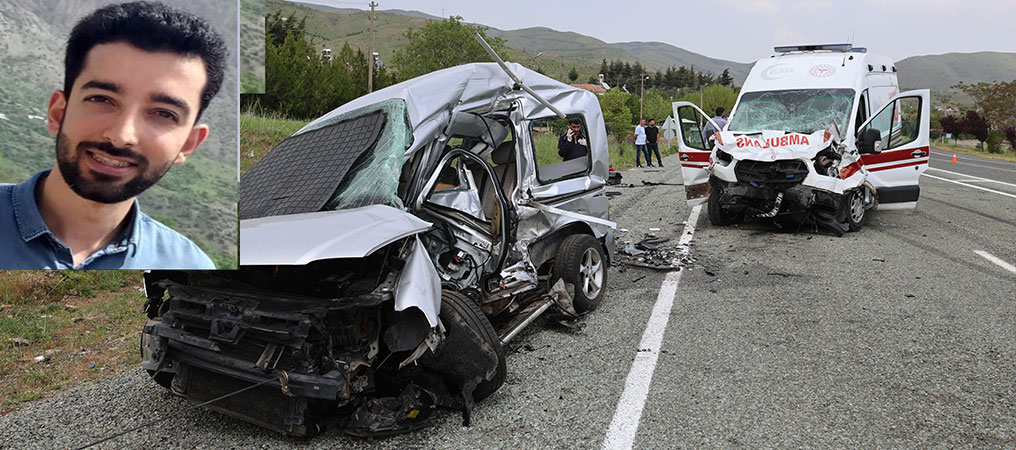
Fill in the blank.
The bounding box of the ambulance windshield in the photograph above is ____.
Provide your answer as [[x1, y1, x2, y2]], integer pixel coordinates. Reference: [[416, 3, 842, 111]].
[[727, 88, 854, 134]]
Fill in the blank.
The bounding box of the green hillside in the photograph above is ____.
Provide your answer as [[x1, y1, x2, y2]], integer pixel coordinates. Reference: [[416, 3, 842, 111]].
[[897, 52, 1016, 106], [241, 0, 266, 93], [613, 41, 752, 82], [280, 0, 1014, 108], [273, 0, 747, 83]]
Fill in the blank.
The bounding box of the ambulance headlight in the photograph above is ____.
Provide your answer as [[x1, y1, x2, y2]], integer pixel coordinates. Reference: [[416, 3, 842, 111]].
[[715, 149, 733, 166]]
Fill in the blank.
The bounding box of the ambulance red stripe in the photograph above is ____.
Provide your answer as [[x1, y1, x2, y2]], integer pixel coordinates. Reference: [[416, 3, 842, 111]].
[[867, 159, 927, 172], [678, 152, 710, 162], [860, 146, 929, 165]]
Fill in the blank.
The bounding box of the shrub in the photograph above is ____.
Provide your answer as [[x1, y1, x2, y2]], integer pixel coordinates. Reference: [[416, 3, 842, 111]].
[[986, 130, 1003, 153]]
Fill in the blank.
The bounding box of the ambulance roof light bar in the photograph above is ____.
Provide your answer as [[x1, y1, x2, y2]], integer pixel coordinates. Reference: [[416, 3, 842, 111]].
[[774, 44, 864, 53]]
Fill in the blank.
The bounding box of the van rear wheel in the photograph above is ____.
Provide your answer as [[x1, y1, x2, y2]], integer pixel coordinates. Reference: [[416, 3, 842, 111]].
[[553, 234, 607, 313]]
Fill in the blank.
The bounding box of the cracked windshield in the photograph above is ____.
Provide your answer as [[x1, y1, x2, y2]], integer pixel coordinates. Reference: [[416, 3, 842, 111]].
[[727, 88, 855, 134]]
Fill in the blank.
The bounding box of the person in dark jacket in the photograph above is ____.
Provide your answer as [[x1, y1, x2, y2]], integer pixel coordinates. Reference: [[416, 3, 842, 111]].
[[557, 117, 588, 161], [645, 118, 662, 167]]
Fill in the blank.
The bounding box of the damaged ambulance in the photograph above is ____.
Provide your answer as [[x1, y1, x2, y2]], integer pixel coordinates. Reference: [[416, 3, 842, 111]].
[[673, 44, 930, 234], [140, 48, 615, 437]]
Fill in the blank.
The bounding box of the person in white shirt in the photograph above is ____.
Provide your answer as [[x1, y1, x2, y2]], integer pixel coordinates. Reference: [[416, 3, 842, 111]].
[[633, 118, 650, 168]]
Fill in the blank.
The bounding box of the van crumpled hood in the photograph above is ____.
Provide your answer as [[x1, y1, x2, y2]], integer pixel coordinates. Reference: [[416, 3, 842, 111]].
[[716, 129, 829, 162], [239, 205, 432, 265]]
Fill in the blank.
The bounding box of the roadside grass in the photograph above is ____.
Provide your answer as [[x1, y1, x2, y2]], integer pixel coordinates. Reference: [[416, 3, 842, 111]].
[[932, 141, 1016, 163], [531, 131, 681, 173], [240, 109, 306, 175], [241, 112, 689, 177], [0, 271, 145, 414]]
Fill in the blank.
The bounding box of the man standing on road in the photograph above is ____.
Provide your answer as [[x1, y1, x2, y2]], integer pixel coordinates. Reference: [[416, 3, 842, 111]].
[[702, 107, 728, 145], [0, 1, 227, 269], [634, 118, 649, 168], [645, 118, 662, 167], [557, 117, 588, 161]]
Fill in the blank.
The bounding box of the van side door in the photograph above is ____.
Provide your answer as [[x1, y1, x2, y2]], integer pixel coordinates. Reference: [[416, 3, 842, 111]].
[[856, 89, 930, 209], [671, 101, 721, 206]]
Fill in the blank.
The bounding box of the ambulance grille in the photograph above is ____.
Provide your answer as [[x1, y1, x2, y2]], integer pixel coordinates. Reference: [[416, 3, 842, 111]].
[[734, 160, 809, 185]]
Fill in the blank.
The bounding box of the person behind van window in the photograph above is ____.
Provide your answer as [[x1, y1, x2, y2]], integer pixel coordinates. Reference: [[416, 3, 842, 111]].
[[645, 118, 663, 167], [0, 1, 226, 269], [557, 117, 588, 161], [702, 107, 727, 145], [634, 118, 650, 167]]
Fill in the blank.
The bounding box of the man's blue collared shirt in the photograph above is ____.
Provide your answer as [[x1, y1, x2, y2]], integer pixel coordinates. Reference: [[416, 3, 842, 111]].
[[1, 170, 215, 269]]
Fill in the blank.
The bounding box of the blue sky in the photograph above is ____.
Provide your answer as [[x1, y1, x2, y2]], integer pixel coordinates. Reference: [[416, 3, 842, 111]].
[[291, 0, 1016, 63]]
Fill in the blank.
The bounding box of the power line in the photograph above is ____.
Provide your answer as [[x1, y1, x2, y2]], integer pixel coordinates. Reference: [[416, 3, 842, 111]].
[[75, 375, 284, 450]]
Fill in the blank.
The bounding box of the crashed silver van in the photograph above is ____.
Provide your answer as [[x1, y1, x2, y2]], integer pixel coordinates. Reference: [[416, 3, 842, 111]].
[[140, 58, 615, 437]]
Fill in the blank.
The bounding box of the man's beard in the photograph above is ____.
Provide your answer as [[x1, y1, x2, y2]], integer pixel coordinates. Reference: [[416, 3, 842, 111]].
[[55, 130, 175, 204]]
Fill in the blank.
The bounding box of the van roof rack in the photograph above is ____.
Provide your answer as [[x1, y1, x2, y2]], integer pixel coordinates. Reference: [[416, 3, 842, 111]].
[[774, 44, 864, 53]]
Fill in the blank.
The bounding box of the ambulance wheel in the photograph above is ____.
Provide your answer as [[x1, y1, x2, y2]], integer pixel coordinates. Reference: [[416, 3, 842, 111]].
[[708, 185, 742, 226], [846, 189, 865, 232]]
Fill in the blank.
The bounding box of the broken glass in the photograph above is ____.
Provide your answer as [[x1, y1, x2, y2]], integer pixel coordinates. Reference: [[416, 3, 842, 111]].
[[728, 89, 855, 135]]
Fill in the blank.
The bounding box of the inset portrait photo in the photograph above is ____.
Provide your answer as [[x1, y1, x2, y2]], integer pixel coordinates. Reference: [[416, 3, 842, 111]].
[[0, 0, 239, 269]]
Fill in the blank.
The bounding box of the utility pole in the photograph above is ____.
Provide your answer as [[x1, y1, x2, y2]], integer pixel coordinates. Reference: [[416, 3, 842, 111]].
[[639, 75, 648, 119], [368, 1, 377, 93]]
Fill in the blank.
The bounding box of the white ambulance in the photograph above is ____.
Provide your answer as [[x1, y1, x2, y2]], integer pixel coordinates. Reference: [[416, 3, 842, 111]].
[[672, 44, 930, 235]]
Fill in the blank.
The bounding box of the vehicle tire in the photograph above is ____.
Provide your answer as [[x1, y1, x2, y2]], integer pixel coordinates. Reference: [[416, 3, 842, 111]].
[[438, 290, 506, 401], [707, 184, 742, 226], [552, 234, 607, 313], [846, 189, 865, 232]]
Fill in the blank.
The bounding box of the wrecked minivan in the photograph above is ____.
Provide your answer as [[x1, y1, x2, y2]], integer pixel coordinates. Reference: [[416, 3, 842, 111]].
[[140, 51, 615, 437], [673, 44, 930, 234]]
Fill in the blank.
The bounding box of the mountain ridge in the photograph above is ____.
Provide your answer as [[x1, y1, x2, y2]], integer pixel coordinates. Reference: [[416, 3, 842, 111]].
[[281, 0, 1012, 99]]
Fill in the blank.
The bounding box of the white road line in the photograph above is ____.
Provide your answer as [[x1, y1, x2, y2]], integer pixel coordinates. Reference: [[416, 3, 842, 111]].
[[930, 149, 1016, 168], [974, 250, 1016, 275], [930, 151, 1016, 168], [926, 167, 1016, 188], [602, 205, 701, 450], [922, 173, 1016, 199]]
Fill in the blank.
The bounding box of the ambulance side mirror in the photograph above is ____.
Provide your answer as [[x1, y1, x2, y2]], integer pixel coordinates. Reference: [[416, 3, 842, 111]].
[[857, 128, 882, 154]]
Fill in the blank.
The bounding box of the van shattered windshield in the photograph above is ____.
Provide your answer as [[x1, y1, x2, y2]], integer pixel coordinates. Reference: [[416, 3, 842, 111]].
[[727, 88, 855, 135]]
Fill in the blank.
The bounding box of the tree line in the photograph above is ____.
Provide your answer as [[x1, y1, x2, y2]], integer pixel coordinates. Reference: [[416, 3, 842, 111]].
[[939, 80, 1016, 153], [592, 59, 734, 93], [243, 14, 505, 120]]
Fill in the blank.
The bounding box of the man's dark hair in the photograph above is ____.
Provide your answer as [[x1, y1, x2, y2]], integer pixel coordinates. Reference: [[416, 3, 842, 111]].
[[64, 1, 227, 121], [648, 118, 655, 123], [715, 107, 725, 116], [568, 117, 582, 125]]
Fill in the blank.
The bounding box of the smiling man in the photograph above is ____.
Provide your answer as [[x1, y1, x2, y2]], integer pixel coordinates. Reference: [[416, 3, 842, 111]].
[[0, 1, 227, 269]]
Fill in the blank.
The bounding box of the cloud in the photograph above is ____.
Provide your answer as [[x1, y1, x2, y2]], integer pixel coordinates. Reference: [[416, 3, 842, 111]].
[[799, 0, 833, 10], [773, 24, 807, 45], [717, 0, 780, 14], [859, 0, 1012, 17]]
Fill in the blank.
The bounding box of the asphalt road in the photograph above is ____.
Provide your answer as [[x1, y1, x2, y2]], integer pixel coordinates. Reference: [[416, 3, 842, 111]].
[[929, 147, 1016, 185], [1, 151, 1013, 448]]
